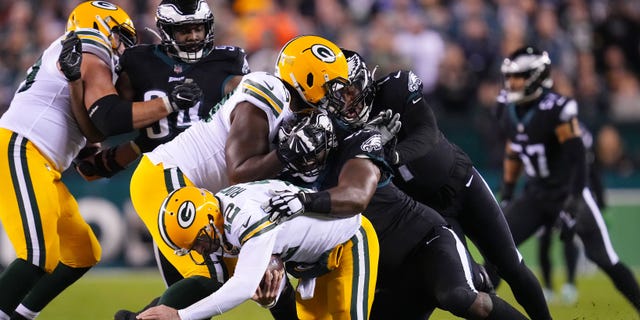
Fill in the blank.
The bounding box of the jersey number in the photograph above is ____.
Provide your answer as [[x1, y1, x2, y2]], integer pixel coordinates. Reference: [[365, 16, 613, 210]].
[[143, 90, 200, 139], [510, 142, 550, 178]]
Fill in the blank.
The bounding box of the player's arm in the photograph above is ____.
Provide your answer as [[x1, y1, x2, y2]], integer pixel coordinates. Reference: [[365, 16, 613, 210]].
[[557, 116, 586, 197], [225, 102, 284, 184], [501, 140, 523, 203], [394, 95, 439, 165]]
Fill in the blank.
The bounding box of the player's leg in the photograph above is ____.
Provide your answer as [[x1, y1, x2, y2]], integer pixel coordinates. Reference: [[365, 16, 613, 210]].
[[14, 182, 101, 319], [0, 131, 60, 319], [575, 188, 640, 313], [296, 217, 378, 320], [458, 170, 552, 320], [538, 225, 554, 301], [417, 226, 528, 319]]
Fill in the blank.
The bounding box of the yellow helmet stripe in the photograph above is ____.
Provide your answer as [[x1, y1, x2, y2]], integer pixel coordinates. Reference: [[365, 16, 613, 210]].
[[241, 80, 283, 117], [240, 217, 276, 245]]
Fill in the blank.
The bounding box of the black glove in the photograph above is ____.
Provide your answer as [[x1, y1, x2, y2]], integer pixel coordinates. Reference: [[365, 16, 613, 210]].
[[74, 146, 124, 178], [59, 31, 82, 81], [168, 79, 203, 111], [562, 194, 588, 218], [558, 211, 577, 241], [365, 109, 401, 145], [499, 182, 515, 210], [261, 190, 306, 223]]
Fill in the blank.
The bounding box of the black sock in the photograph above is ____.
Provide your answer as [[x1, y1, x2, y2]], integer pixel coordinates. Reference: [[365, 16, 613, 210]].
[[19, 263, 90, 313], [603, 262, 640, 312], [159, 276, 222, 309], [0, 259, 45, 316]]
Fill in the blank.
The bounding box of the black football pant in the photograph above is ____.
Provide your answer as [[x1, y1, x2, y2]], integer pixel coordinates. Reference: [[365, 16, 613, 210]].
[[503, 186, 640, 314]]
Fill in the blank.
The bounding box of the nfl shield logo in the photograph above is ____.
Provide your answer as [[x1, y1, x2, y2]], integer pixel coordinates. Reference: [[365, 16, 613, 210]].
[[174, 64, 182, 73]]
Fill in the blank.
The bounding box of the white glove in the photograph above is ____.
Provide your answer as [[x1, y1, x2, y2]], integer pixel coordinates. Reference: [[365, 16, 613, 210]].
[[261, 190, 305, 222], [365, 109, 401, 145]]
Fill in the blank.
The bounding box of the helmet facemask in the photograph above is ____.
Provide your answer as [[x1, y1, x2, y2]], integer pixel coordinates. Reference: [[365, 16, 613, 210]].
[[156, 0, 215, 63], [279, 112, 337, 183], [501, 47, 552, 104], [328, 50, 376, 128]]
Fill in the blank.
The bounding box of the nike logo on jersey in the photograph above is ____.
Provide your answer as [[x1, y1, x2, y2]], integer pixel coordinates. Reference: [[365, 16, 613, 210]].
[[412, 97, 422, 104], [465, 175, 474, 187], [242, 217, 251, 228], [264, 81, 275, 91], [425, 235, 441, 245], [393, 71, 402, 78]]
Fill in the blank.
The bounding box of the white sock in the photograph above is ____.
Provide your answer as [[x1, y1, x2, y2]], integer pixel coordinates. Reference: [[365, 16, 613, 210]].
[[15, 304, 39, 320]]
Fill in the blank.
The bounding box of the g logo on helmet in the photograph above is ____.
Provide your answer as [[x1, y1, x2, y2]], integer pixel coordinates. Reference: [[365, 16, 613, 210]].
[[91, 1, 118, 11], [177, 201, 196, 229], [310, 44, 337, 63]]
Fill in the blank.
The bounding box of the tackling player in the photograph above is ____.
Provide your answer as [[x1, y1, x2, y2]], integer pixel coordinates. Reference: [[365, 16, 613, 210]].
[[494, 46, 640, 314], [263, 41, 528, 319], [337, 49, 552, 319]]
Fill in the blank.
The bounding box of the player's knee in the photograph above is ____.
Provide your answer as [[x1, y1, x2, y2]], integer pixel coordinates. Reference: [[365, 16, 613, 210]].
[[436, 286, 478, 317], [465, 292, 493, 319]]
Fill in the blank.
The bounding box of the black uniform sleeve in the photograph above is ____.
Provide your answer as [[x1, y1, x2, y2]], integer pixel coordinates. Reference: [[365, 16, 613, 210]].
[[395, 97, 439, 165], [564, 136, 587, 196]]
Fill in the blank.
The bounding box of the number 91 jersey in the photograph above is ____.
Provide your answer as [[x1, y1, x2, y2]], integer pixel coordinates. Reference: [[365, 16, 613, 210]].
[[495, 89, 579, 189], [118, 44, 250, 152]]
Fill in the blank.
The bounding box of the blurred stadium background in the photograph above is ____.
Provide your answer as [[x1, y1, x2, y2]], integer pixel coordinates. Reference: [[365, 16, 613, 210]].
[[1, 0, 639, 318]]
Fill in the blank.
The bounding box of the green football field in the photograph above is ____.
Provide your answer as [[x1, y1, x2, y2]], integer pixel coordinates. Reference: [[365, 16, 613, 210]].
[[39, 267, 640, 320]]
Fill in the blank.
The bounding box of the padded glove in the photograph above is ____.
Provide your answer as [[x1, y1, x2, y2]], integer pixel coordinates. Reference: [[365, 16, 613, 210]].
[[262, 190, 306, 223], [167, 79, 203, 111], [59, 31, 82, 81], [365, 109, 401, 145]]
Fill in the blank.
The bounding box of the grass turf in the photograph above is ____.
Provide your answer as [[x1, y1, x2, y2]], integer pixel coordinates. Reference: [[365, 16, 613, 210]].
[[38, 267, 640, 319]]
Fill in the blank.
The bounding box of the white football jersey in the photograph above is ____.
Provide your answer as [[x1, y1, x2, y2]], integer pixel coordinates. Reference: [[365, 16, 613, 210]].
[[0, 28, 117, 171], [217, 179, 361, 263], [146, 72, 294, 193]]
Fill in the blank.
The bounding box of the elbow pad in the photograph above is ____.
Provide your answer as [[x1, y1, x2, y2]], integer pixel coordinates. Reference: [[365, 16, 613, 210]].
[[88, 94, 134, 136]]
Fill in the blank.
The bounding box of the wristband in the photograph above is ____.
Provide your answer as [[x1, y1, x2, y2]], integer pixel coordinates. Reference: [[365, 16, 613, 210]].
[[300, 191, 331, 214], [161, 96, 173, 113]]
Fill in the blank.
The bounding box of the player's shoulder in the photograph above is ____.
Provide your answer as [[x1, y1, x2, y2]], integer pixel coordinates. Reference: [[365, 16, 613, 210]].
[[340, 127, 384, 155], [376, 70, 422, 93], [239, 72, 290, 102], [537, 90, 577, 121]]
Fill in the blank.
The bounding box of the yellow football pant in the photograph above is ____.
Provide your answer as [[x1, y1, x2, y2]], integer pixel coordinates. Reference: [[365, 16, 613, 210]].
[[130, 156, 217, 281], [0, 129, 100, 272], [296, 216, 379, 320]]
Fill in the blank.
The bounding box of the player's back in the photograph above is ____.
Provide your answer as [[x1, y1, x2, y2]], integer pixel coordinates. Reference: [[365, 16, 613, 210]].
[[146, 72, 293, 193], [120, 44, 249, 151], [217, 179, 361, 264]]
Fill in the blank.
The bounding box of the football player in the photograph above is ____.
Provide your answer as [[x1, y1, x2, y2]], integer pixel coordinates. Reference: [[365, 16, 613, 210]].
[[77, 0, 250, 182], [263, 42, 528, 319], [494, 46, 640, 314], [0, 1, 194, 319], [137, 178, 377, 320], [335, 49, 552, 320]]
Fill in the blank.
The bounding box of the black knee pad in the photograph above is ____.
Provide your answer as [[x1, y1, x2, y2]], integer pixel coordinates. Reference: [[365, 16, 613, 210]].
[[436, 287, 477, 317]]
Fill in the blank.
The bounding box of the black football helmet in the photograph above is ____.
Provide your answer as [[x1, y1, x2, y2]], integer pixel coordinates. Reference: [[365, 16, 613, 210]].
[[156, 0, 214, 63], [278, 112, 337, 183], [332, 49, 376, 128], [500, 46, 552, 103]]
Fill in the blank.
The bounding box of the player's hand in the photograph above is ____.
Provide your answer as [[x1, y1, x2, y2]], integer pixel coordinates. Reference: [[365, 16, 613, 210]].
[[252, 255, 285, 308], [562, 194, 588, 218], [365, 109, 401, 145], [73, 146, 124, 180], [262, 190, 305, 222], [58, 31, 82, 81], [168, 79, 202, 111], [136, 304, 180, 320]]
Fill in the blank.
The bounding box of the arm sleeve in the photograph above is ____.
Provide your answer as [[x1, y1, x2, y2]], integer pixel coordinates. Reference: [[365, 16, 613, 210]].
[[178, 232, 277, 320], [564, 136, 587, 196], [394, 98, 440, 165]]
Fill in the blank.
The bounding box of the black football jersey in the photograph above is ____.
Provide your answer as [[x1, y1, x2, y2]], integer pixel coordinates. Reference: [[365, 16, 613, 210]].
[[372, 70, 473, 194], [495, 89, 579, 189], [312, 122, 448, 271], [118, 44, 249, 152]]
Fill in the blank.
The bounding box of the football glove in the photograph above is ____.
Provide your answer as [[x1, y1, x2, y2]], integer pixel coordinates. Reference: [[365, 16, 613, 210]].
[[167, 79, 203, 111], [365, 109, 401, 145], [562, 194, 588, 218], [74, 146, 125, 179], [262, 190, 306, 223], [59, 31, 82, 81]]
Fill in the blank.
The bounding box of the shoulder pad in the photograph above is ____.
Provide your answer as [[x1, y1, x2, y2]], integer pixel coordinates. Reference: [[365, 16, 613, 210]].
[[239, 72, 290, 115], [73, 28, 113, 64]]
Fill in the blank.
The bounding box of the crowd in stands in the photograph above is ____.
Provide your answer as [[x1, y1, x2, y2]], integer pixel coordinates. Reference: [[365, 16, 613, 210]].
[[1, 0, 639, 178]]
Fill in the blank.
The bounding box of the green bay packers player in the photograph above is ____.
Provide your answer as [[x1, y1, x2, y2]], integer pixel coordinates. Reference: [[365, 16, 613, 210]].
[[0, 2, 204, 319], [138, 178, 377, 320]]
